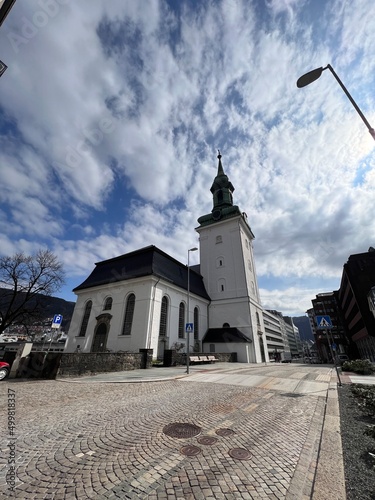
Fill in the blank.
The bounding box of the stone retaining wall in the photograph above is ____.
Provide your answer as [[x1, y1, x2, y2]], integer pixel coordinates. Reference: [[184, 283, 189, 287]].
[[57, 351, 146, 377]]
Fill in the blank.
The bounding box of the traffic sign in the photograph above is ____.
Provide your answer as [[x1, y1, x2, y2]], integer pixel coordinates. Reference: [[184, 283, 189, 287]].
[[316, 315, 333, 329], [51, 314, 63, 329], [186, 323, 193, 333]]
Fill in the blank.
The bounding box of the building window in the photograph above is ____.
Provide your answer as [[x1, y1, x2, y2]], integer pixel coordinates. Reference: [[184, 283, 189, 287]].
[[210, 344, 215, 353], [178, 302, 185, 339], [104, 297, 112, 310], [248, 260, 252, 272], [216, 257, 224, 268], [194, 307, 199, 340], [216, 235, 222, 244], [218, 278, 225, 292], [159, 296, 168, 337], [223, 322, 230, 327], [122, 293, 135, 336], [78, 300, 92, 337], [256, 312, 261, 325]]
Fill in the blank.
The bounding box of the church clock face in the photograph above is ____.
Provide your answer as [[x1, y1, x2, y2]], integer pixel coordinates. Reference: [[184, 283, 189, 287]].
[[212, 209, 221, 220]]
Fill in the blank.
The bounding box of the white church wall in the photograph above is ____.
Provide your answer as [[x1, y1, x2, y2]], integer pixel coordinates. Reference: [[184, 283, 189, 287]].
[[152, 281, 209, 356], [66, 275, 209, 357], [65, 278, 154, 353], [203, 342, 251, 363]]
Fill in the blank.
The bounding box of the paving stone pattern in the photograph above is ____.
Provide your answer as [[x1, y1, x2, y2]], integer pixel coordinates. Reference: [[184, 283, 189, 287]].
[[0, 377, 326, 499]]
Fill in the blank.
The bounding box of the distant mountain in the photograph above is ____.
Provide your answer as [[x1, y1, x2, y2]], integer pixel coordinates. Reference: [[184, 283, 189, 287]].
[[35, 295, 76, 329], [0, 288, 75, 331], [293, 316, 314, 341]]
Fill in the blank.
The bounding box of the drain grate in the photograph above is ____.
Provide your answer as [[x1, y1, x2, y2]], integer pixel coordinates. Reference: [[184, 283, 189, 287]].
[[180, 445, 201, 457], [163, 422, 202, 439], [281, 392, 304, 398], [229, 448, 252, 460], [197, 436, 218, 446], [215, 428, 236, 437]]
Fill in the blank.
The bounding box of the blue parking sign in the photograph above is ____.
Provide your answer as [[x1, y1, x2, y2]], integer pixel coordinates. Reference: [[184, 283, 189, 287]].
[[52, 314, 63, 328]]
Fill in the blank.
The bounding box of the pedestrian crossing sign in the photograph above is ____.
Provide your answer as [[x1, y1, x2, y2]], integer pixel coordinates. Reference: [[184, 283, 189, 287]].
[[316, 315, 333, 329]]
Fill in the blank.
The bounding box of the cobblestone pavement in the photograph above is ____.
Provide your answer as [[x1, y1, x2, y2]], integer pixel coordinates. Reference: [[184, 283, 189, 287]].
[[0, 366, 333, 500]]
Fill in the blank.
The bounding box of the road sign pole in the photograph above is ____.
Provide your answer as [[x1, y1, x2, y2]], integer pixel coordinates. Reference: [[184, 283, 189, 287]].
[[326, 328, 342, 386]]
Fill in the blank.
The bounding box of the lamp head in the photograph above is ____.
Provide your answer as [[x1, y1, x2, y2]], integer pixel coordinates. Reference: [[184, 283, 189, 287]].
[[296, 67, 324, 88]]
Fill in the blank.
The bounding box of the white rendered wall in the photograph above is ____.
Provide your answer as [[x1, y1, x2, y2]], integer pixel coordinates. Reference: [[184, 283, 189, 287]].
[[196, 214, 269, 363], [66, 276, 209, 356]]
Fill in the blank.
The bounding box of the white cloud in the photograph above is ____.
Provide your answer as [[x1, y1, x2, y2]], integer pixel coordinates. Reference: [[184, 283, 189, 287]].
[[0, 0, 374, 315]]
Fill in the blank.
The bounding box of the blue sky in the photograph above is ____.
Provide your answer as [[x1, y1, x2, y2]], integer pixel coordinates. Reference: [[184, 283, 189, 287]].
[[0, 0, 374, 316]]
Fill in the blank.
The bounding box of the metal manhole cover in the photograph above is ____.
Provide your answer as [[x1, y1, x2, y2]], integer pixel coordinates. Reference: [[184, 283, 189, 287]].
[[163, 422, 202, 439], [180, 445, 201, 457], [197, 436, 218, 446], [215, 428, 236, 437], [229, 448, 252, 460]]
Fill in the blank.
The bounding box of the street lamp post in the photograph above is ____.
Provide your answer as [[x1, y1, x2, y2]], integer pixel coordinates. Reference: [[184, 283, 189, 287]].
[[297, 64, 375, 141], [186, 247, 198, 374]]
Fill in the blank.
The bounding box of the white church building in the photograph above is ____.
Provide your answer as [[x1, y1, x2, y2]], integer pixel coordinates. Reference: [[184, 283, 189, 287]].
[[65, 153, 269, 363]]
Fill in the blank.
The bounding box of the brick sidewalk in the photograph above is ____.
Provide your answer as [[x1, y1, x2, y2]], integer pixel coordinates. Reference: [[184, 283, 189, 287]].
[[1, 371, 330, 499]]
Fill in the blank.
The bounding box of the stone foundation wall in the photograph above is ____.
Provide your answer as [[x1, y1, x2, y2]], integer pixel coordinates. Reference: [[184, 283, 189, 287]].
[[57, 351, 146, 377]]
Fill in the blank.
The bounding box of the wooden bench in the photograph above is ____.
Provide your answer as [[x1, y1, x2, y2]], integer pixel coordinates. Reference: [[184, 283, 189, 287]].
[[198, 355, 209, 363], [189, 355, 219, 364], [189, 356, 201, 364], [207, 355, 218, 363]]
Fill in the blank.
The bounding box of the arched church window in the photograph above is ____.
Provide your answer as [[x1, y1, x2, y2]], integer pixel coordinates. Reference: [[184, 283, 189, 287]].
[[218, 278, 225, 292], [194, 307, 199, 340], [223, 322, 230, 327], [256, 312, 261, 325], [79, 300, 92, 337], [248, 260, 252, 272], [159, 296, 168, 337], [122, 293, 135, 336], [104, 297, 112, 310], [218, 189, 223, 203], [178, 302, 185, 339], [216, 257, 224, 268]]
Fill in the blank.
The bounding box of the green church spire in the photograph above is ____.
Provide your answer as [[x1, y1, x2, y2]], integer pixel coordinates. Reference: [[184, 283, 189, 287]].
[[197, 151, 241, 226], [210, 150, 235, 209]]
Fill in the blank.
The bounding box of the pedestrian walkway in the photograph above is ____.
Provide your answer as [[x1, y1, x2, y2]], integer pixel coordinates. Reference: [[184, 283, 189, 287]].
[[2, 362, 358, 499]]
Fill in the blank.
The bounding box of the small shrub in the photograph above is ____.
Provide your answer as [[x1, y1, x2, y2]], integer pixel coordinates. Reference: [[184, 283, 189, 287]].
[[351, 384, 375, 418], [364, 425, 375, 439], [342, 359, 375, 375]]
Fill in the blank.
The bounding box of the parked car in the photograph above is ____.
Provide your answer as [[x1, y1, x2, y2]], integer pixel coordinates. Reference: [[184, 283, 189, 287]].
[[0, 361, 10, 380], [280, 351, 292, 363]]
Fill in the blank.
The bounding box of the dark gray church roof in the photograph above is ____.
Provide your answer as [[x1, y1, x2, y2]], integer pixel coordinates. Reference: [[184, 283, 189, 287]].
[[73, 245, 210, 300], [203, 327, 252, 343]]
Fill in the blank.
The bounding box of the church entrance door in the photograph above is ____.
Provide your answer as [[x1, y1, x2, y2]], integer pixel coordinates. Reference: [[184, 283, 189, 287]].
[[91, 323, 108, 352]]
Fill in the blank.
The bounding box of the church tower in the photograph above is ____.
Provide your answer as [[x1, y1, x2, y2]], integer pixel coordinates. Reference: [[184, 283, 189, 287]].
[[196, 152, 268, 363]]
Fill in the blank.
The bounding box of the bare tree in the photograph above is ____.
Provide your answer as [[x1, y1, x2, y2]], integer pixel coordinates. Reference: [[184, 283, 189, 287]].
[[0, 250, 65, 336]]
